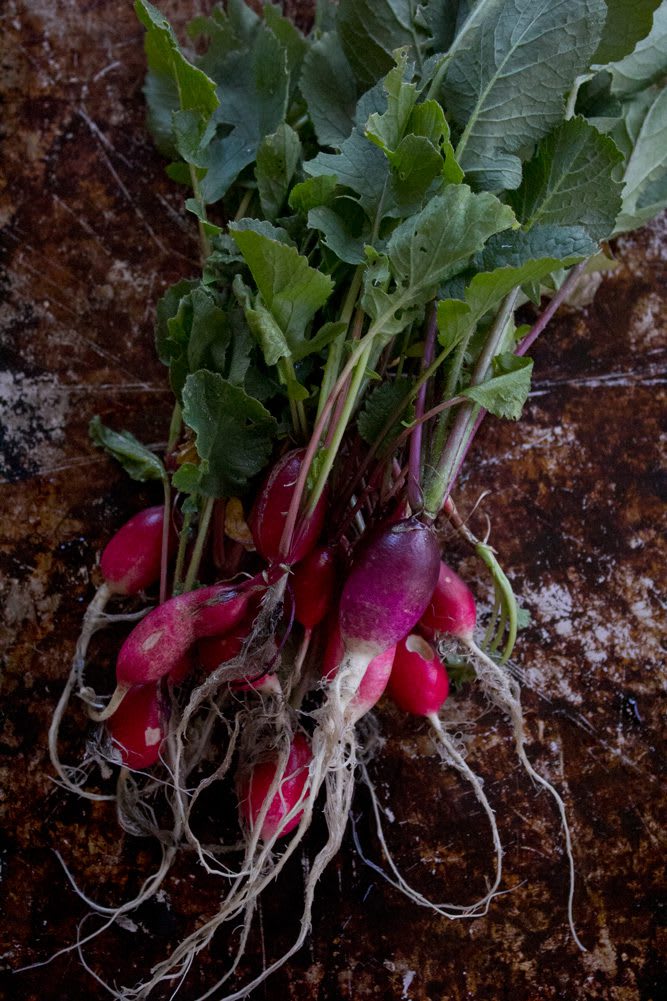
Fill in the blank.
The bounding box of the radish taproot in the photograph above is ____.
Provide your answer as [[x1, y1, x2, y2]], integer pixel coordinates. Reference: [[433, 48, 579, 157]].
[[419, 560, 584, 950]]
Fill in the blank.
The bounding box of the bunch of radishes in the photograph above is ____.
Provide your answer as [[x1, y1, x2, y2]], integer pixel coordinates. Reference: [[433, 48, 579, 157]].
[[45, 434, 584, 999]]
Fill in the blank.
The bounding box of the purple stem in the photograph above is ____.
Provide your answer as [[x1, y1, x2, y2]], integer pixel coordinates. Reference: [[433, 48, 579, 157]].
[[408, 302, 438, 511], [516, 261, 588, 357]]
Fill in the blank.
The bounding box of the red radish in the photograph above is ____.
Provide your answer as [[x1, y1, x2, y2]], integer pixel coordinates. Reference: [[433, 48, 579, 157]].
[[89, 581, 254, 720], [169, 648, 194, 684], [198, 631, 247, 672], [249, 449, 329, 564], [107, 683, 166, 770], [199, 629, 279, 694], [321, 616, 395, 722], [419, 561, 476, 640], [238, 733, 312, 840], [100, 506, 175, 595], [293, 546, 338, 630], [388, 634, 449, 716]]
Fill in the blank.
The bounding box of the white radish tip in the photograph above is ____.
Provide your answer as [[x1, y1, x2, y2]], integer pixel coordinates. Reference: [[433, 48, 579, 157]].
[[405, 634, 434, 660]]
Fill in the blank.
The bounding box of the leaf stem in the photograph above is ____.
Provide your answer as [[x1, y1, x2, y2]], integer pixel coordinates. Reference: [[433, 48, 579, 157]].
[[424, 288, 519, 516], [172, 505, 193, 595], [159, 476, 171, 605], [316, 266, 364, 424], [183, 496, 215, 592], [408, 302, 437, 511]]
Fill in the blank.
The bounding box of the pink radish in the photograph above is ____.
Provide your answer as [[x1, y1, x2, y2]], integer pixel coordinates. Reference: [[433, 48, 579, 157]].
[[419, 561, 476, 640], [107, 682, 166, 770], [249, 449, 329, 565], [321, 616, 395, 723], [100, 505, 175, 595], [388, 634, 449, 716], [237, 733, 312, 840], [169, 648, 194, 684]]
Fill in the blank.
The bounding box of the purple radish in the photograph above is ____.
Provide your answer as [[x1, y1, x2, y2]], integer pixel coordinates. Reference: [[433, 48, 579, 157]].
[[336, 517, 440, 699]]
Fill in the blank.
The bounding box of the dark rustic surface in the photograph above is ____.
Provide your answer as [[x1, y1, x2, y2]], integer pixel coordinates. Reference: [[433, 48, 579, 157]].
[[1, 3, 665, 1000]]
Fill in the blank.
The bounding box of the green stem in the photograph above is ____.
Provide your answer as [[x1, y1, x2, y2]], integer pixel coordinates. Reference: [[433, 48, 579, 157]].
[[429, 326, 475, 467], [307, 340, 373, 515], [167, 402, 182, 453], [234, 189, 253, 222], [183, 496, 216, 593], [316, 266, 364, 424], [172, 506, 193, 595], [424, 288, 519, 516], [279, 357, 308, 439]]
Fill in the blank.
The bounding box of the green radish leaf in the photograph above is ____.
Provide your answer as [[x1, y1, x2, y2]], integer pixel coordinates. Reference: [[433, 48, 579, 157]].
[[200, 25, 290, 203], [289, 175, 338, 214], [442, 0, 607, 190], [293, 321, 347, 362], [300, 32, 358, 146], [462, 354, 534, 420], [155, 278, 199, 364], [185, 198, 222, 236], [365, 49, 417, 154], [89, 416, 165, 482], [612, 85, 667, 232], [256, 123, 301, 220], [364, 186, 516, 333], [607, 2, 667, 94], [230, 216, 295, 246], [304, 124, 391, 220], [181, 371, 277, 497], [508, 117, 623, 241], [358, 377, 414, 445], [436, 299, 474, 357], [593, 0, 661, 65], [415, 0, 463, 51], [136, 0, 219, 161], [233, 275, 291, 366], [307, 205, 369, 264], [388, 133, 446, 210], [337, 0, 429, 91], [229, 226, 334, 357], [263, 3, 308, 95]]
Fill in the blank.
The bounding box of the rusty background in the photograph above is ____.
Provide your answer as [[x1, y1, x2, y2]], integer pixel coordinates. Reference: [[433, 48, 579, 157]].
[[1, 2, 665, 999]]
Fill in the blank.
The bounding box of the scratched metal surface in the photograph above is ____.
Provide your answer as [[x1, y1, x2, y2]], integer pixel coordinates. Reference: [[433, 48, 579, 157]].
[[1, 2, 665, 1000]]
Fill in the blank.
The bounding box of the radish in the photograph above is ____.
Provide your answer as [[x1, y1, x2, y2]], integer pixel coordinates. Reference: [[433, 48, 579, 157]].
[[107, 682, 166, 770], [419, 562, 476, 641], [418, 560, 584, 950], [336, 517, 440, 699], [321, 616, 395, 724], [49, 506, 177, 800], [249, 449, 329, 565], [237, 733, 312, 840], [388, 634, 449, 716], [88, 582, 253, 720], [199, 632, 280, 695], [293, 546, 338, 631], [100, 505, 175, 596]]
